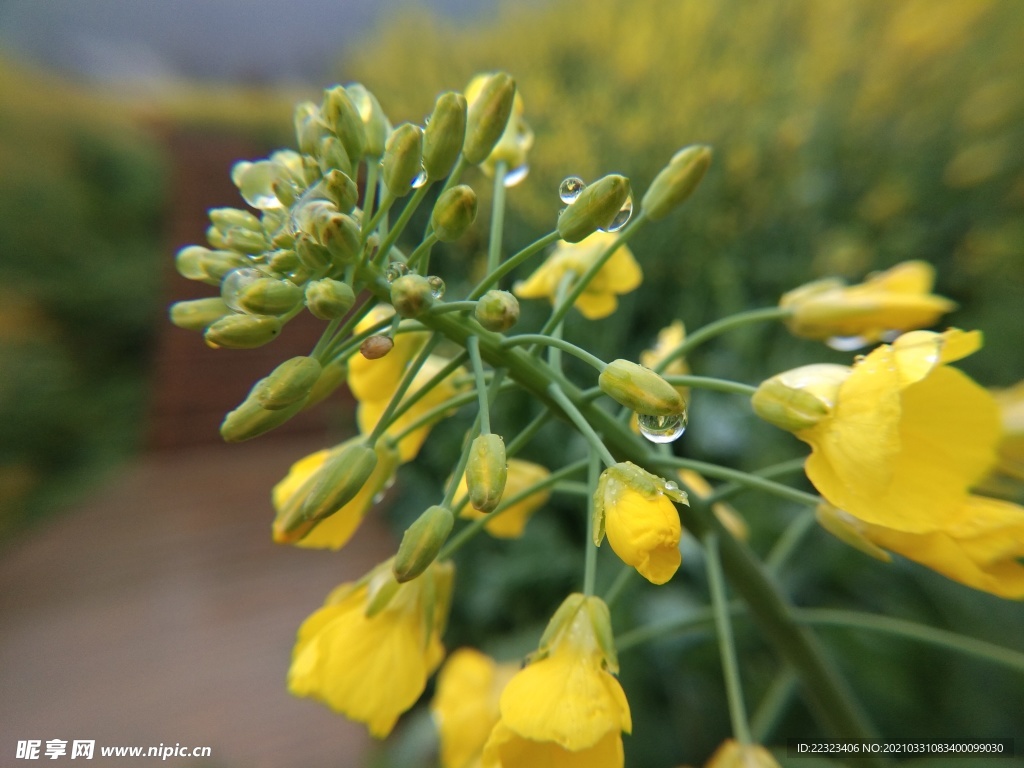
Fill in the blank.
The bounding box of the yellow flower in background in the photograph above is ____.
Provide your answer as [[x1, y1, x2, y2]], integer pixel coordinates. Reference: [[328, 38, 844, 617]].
[[678, 469, 748, 541], [704, 739, 780, 768], [288, 559, 454, 737], [432, 648, 517, 768], [456, 458, 551, 538], [993, 380, 1024, 482], [271, 439, 400, 549], [513, 232, 642, 320], [481, 594, 631, 768], [640, 319, 690, 399], [465, 74, 534, 183], [594, 462, 688, 585], [780, 261, 957, 347]]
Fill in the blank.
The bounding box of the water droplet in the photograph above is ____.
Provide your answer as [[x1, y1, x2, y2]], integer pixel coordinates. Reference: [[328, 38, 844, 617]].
[[879, 329, 901, 343], [427, 275, 446, 299], [826, 335, 870, 352], [637, 411, 687, 444], [411, 166, 428, 189], [385, 262, 411, 283], [664, 480, 679, 491], [503, 164, 529, 187], [559, 176, 586, 204], [601, 194, 633, 233], [220, 267, 264, 312]]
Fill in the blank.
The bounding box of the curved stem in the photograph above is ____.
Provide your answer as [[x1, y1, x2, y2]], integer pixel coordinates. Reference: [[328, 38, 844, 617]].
[[651, 456, 820, 508], [751, 669, 798, 744], [467, 336, 491, 434], [704, 457, 808, 506], [488, 161, 508, 274], [406, 232, 440, 272], [766, 511, 818, 574], [664, 375, 757, 397], [655, 306, 793, 371], [376, 182, 432, 263], [547, 384, 616, 468], [503, 334, 607, 372], [366, 334, 440, 446], [616, 607, 719, 653], [468, 231, 561, 299], [603, 565, 634, 609], [584, 449, 600, 596], [429, 300, 478, 315]]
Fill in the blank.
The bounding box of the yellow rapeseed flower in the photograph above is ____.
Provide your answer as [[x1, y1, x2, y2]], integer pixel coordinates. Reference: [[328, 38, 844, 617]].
[[481, 595, 631, 768], [456, 458, 551, 538], [780, 261, 957, 346], [513, 232, 642, 320], [993, 380, 1024, 481], [594, 462, 688, 585], [431, 648, 517, 768], [465, 74, 533, 182], [271, 439, 400, 549], [704, 738, 780, 768], [288, 559, 454, 737]]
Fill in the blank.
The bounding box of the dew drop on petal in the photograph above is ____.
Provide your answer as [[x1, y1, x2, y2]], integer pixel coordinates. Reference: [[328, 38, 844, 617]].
[[221, 267, 264, 312], [601, 194, 633, 233], [385, 262, 411, 283], [559, 176, 586, 204], [503, 164, 529, 187], [826, 335, 870, 352], [637, 411, 687, 443], [427, 275, 446, 299]]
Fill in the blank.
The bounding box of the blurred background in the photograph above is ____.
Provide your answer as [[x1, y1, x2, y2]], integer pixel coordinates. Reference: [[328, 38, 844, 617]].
[[1, 1, 1023, 766]]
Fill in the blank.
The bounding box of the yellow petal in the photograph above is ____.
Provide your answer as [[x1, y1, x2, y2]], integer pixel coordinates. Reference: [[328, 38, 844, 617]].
[[432, 648, 509, 768], [482, 722, 623, 768], [604, 485, 682, 585]]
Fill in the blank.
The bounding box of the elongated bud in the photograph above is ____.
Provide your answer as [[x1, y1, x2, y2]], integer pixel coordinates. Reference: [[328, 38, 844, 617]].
[[751, 364, 850, 432], [224, 227, 268, 255], [463, 72, 516, 165], [169, 297, 232, 331], [316, 135, 353, 177], [175, 246, 249, 284], [322, 169, 359, 213], [302, 358, 348, 409], [294, 233, 331, 270], [382, 123, 425, 197], [204, 314, 281, 349], [316, 213, 361, 265], [231, 277, 302, 315], [390, 273, 434, 317], [474, 290, 519, 332], [393, 505, 455, 583], [467, 434, 507, 512], [641, 145, 712, 221], [423, 91, 467, 180], [305, 278, 356, 320], [256, 356, 323, 410], [347, 83, 391, 159], [209, 207, 261, 233], [598, 359, 684, 416], [321, 85, 366, 164], [221, 389, 305, 442], [815, 503, 891, 562], [431, 184, 477, 242], [267, 248, 300, 274], [557, 174, 631, 243], [294, 101, 329, 156], [294, 442, 378, 527]]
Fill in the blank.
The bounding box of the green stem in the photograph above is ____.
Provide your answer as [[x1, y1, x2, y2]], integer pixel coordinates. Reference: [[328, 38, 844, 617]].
[[429, 300, 478, 315], [653, 456, 820, 508], [383, 350, 470, 430], [310, 316, 343, 359], [362, 190, 395, 246], [488, 161, 508, 274], [705, 531, 753, 745], [793, 609, 1024, 674], [361, 161, 378, 238], [376, 183, 432, 261], [505, 408, 551, 457], [366, 334, 441, 446], [387, 381, 515, 447], [468, 231, 561, 299], [766, 511, 818, 574], [547, 384, 617, 468], [604, 565, 634, 609], [655, 306, 793, 371], [406, 232, 440, 272], [502, 335, 607, 372], [664, 375, 757, 397], [616, 607, 719, 653], [704, 457, 808, 506], [751, 669, 798, 744], [467, 336, 492, 435], [321, 308, 389, 362], [584, 449, 600, 596]]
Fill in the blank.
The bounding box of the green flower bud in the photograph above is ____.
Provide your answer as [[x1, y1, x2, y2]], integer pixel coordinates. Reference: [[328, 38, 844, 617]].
[[473, 290, 520, 332], [305, 278, 356, 320], [640, 145, 712, 221], [382, 123, 425, 198], [294, 101, 329, 156], [463, 72, 516, 165], [224, 227, 269, 255], [393, 505, 455, 583], [423, 91, 467, 180], [296, 442, 378, 526], [209, 207, 261, 233], [302, 358, 348, 409], [169, 297, 232, 331], [317, 135, 353, 178], [321, 85, 366, 166], [267, 248, 300, 274], [175, 246, 249, 284], [598, 359, 684, 416], [467, 433, 507, 512], [322, 169, 358, 213], [204, 314, 281, 349], [220, 388, 305, 442], [294, 233, 331, 271], [206, 225, 228, 250], [390, 273, 434, 318], [255, 356, 323, 410], [557, 174, 631, 243], [291, 198, 337, 237], [431, 184, 478, 242], [751, 364, 850, 432], [346, 83, 391, 159], [233, 277, 302, 315], [315, 213, 361, 265]]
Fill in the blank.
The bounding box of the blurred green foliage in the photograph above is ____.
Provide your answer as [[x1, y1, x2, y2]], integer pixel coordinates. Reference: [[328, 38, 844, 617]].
[[341, 1, 1024, 765], [0, 59, 167, 536]]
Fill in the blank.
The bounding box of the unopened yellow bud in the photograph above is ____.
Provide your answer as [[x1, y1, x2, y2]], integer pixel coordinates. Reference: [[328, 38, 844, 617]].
[[640, 144, 712, 221], [316, 135, 353, 178], [256, 356, 323, 410], [346, 83, 391, 159], [751, 364, 851, 432], [321, 85, 366, 165], [294, 101, 329, 156], [305, 278, 355, 320], [430, 184, 477, 242], [390, 273, 434, 318], [232, 277, 303, 315], [220, 391, 305, 442], [393, 504, 455, 583], [474, 290, 519, 332], [598, 359, 684, 417], [294, 233, 332, 270], [223, 227, 268, 255], [315, 213, 361, 265], [423, 91, 467, 180], [204, 314, 281, 349], [322, 169, 359, 213], [267, 249, 300, 274], [175, 246, 249, 284], [169, 297, 232, 331], [466, 434, 507, 512], [209, 207, 261, 233], [302, 358, 348, 409], [463, 72, 516, 165], [382, 123, 425, 198], [557, 174, 631, 243], [292, 442, 378, 528]]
